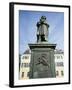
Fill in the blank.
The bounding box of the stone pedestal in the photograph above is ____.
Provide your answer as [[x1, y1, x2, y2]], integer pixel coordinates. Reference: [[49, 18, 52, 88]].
[[29, 43, 56, 78]]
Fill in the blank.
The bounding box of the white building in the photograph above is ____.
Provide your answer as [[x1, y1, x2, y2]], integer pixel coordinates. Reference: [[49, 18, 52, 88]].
[[54, 49, 64, 78], [19, 49, 64, 79], [19, 50, 31, 79]]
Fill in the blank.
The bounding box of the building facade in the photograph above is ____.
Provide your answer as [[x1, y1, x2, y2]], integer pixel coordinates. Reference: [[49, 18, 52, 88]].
[[19, 49, 64, 79], [19, 50, 31, 79], [54, 49, 64, 78]]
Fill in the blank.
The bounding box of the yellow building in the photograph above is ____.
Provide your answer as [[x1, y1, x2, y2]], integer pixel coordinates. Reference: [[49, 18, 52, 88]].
[[19, 49, 64, 79]]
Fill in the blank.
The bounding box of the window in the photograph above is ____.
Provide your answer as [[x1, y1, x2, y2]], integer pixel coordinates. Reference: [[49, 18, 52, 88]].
[[25, 56, 29, 59], [22, 56, 24, 59], [56, 71, 59, 76], [21, 63, 23, 67], [56, 62, 64, 66], [27, 72, 29, 77], [61, 71, 64, 76], [22, 72, 24, 78], [22, 56, 29, 59], [24, 63, 30, 67], [21, 63, 30, 67], [61, 56, 63, 59], [57, 56, 60, 59]]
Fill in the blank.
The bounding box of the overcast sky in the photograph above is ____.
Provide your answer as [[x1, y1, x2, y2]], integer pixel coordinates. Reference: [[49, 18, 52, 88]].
[[19, 10, 64, 55]]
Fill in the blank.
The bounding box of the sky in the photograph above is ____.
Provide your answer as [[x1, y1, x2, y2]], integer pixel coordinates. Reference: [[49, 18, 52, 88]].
[[19, 10, 64, 55]]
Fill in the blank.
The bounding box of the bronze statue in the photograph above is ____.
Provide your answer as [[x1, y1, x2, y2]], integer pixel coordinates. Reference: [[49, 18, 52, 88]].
[[36, 16, 49, 42]]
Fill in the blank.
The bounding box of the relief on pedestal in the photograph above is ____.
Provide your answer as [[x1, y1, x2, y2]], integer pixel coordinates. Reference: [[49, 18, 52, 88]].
[[36, 53, 50, 68]]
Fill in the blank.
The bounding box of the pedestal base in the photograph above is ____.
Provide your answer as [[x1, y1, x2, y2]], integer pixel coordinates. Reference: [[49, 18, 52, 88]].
[[29, 43, 56, 79]]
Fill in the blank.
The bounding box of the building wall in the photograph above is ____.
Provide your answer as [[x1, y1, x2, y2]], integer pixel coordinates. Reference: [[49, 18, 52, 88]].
[[20, 54, 31, 79], [19, 51, 64, 79], [54, 53, 64, 78]]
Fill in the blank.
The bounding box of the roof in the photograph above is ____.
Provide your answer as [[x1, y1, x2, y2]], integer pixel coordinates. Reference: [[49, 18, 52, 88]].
[[23, 49, 31, 54], [54, 49, 64, 54]]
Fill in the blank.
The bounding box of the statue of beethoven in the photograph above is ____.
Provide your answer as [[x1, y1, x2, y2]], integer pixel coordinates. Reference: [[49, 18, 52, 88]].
[[36, 16, 49, 42]]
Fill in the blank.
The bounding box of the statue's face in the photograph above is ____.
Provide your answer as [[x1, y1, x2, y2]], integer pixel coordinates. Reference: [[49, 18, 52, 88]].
[[40, 16, 46, 23]]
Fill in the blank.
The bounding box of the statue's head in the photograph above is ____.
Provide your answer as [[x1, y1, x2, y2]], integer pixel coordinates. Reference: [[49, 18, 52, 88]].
[[40, 16, 46, 23], [41, 16, 46, 20]]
